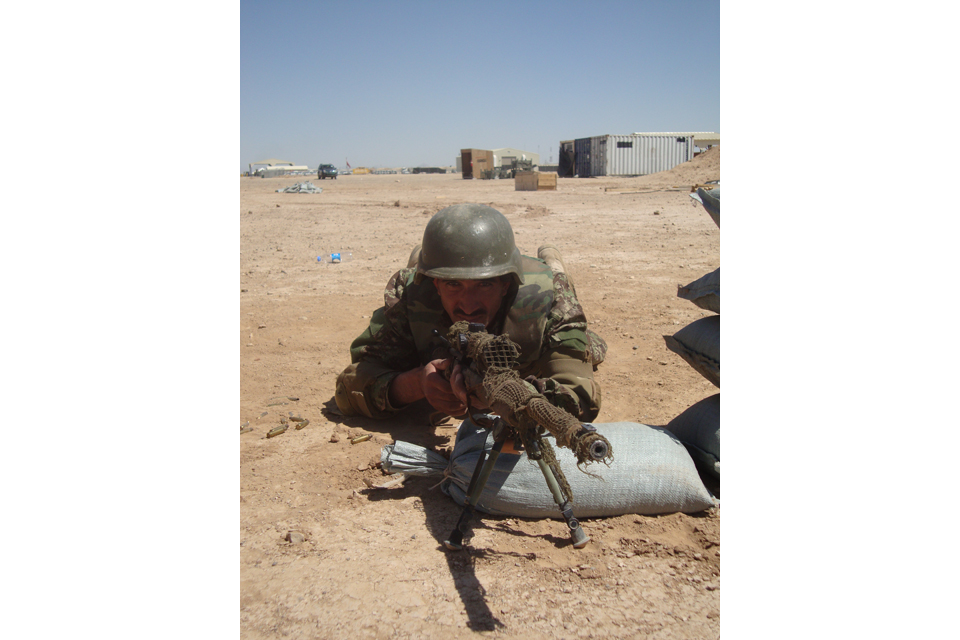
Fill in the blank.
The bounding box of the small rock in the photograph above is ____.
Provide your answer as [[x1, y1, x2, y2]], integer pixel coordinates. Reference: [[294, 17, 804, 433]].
[[329, 433, 340, 443], [285, 531, 305, 544]]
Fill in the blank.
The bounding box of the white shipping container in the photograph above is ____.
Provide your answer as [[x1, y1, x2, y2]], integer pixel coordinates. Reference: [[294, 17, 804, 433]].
[[572, 134, 695, 177], [598, 134, 694, 176]]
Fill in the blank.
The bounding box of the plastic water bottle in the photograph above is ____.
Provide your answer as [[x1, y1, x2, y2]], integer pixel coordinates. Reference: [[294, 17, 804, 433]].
[[317, 251, 352, 264]]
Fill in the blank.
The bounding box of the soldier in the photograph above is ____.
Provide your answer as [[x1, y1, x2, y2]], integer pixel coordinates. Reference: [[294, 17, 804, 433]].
[[335, 203, 606, 422]]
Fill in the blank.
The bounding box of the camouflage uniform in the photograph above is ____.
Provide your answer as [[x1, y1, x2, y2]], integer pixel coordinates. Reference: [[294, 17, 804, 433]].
[[335, 255, 606, 421]]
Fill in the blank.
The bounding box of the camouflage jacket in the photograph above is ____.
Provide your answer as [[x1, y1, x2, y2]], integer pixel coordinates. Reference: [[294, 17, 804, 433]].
[[335, 255, 606, 420]]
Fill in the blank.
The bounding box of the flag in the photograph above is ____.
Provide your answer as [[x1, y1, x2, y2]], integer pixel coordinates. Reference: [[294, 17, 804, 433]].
[[346, 158, 351, 169]]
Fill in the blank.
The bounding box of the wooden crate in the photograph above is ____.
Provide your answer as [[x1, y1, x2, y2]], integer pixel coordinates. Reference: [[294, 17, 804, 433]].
[[515, 171, 557, 191]]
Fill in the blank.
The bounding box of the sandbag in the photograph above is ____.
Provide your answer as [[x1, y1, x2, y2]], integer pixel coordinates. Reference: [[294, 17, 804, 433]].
[[665, 394, 719, 479], [696, 186, 720, 227], [664, 315, 720, 387], [678, 268, 720, 313], [379, 440, 449, 476], [384, 419, 716, 518]]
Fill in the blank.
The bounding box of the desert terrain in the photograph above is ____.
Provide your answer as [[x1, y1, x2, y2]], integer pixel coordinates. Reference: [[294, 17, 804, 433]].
[[240, 148, 721, 638]]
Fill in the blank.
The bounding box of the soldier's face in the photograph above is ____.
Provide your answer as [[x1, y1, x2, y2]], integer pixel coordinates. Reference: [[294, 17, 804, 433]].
[[433, 277, 512, 328]]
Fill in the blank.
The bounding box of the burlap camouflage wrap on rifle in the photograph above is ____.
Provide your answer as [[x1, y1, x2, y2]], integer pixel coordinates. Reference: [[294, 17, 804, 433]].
[[449, 322, 613, 470]]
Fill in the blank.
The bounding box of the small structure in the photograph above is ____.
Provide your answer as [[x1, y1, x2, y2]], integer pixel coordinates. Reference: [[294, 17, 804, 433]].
[[459, 147, 540, 179], [492, 148, 540, 170], [248, 158, 309, 177], [688, 132, 720, 150], [558, 140, 576, 177], [459, 149, 495, 179]]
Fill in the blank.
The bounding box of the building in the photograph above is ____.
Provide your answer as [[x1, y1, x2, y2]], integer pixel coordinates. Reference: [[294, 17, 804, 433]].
[[686, 132, 721, 150], [492, 148, 540, 169], [248, 158, 310, 175], [560, 132, 718, 178], [457, 148, 540, 179]]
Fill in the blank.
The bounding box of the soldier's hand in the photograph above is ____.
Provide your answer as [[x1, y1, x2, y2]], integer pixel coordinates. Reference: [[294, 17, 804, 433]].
[[457, 364, 490, 409], [449, 362, 469, 406], [422, 359, 467, 416]]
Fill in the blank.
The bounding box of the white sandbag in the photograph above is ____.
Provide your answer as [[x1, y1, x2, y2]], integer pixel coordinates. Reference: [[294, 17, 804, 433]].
[[398, 419, 716, 518], [678, 268, 720, 313], [664, 315, 720, 387], [696, 186, 720, 227], [379, 440, 449, 476], [665, 394, 719, 479]]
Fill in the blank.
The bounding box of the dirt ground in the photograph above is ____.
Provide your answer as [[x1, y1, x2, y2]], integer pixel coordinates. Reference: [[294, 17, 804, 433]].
[[240, 148, 721, 639]]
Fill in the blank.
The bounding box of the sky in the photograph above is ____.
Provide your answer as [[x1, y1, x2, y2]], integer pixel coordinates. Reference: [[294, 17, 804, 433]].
[[240, 0, 719, 171]]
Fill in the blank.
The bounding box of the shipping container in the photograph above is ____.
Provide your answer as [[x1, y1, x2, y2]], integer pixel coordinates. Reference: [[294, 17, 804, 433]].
[[569, 134, 695, 177], [574, 137, 593, 177], [558, 140, 575, 177]]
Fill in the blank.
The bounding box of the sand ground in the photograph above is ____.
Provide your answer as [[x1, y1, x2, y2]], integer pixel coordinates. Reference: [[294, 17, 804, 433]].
[[240, 149, 721, 638]]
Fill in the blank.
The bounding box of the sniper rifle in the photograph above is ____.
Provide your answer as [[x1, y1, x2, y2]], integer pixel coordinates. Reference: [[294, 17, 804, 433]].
[[432, 321, 613, 550]]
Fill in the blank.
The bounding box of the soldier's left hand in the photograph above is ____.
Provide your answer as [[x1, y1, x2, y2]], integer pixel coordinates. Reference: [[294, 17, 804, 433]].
[[447, 363, 488, 409]]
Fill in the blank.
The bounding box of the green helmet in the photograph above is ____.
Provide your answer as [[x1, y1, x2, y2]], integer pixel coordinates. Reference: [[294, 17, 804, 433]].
[[415, 203, 524, 285]]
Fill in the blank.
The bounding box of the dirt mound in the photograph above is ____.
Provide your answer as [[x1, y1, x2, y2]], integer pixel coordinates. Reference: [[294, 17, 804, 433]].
[[633, 145, 720, 189]]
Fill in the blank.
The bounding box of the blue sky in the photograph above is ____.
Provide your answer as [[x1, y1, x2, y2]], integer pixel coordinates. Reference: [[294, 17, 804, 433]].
[[240, 0, 719, 170]]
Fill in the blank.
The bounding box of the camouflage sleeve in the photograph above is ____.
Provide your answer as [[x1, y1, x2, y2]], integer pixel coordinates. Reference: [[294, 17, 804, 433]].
[[525, 272, 607, 421], [336, 270, 421, 418], [543, 272, 607, 367]]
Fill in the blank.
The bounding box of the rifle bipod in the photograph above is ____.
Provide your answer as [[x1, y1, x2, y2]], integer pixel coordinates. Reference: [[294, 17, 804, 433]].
[[443, 414, 590, 551]]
